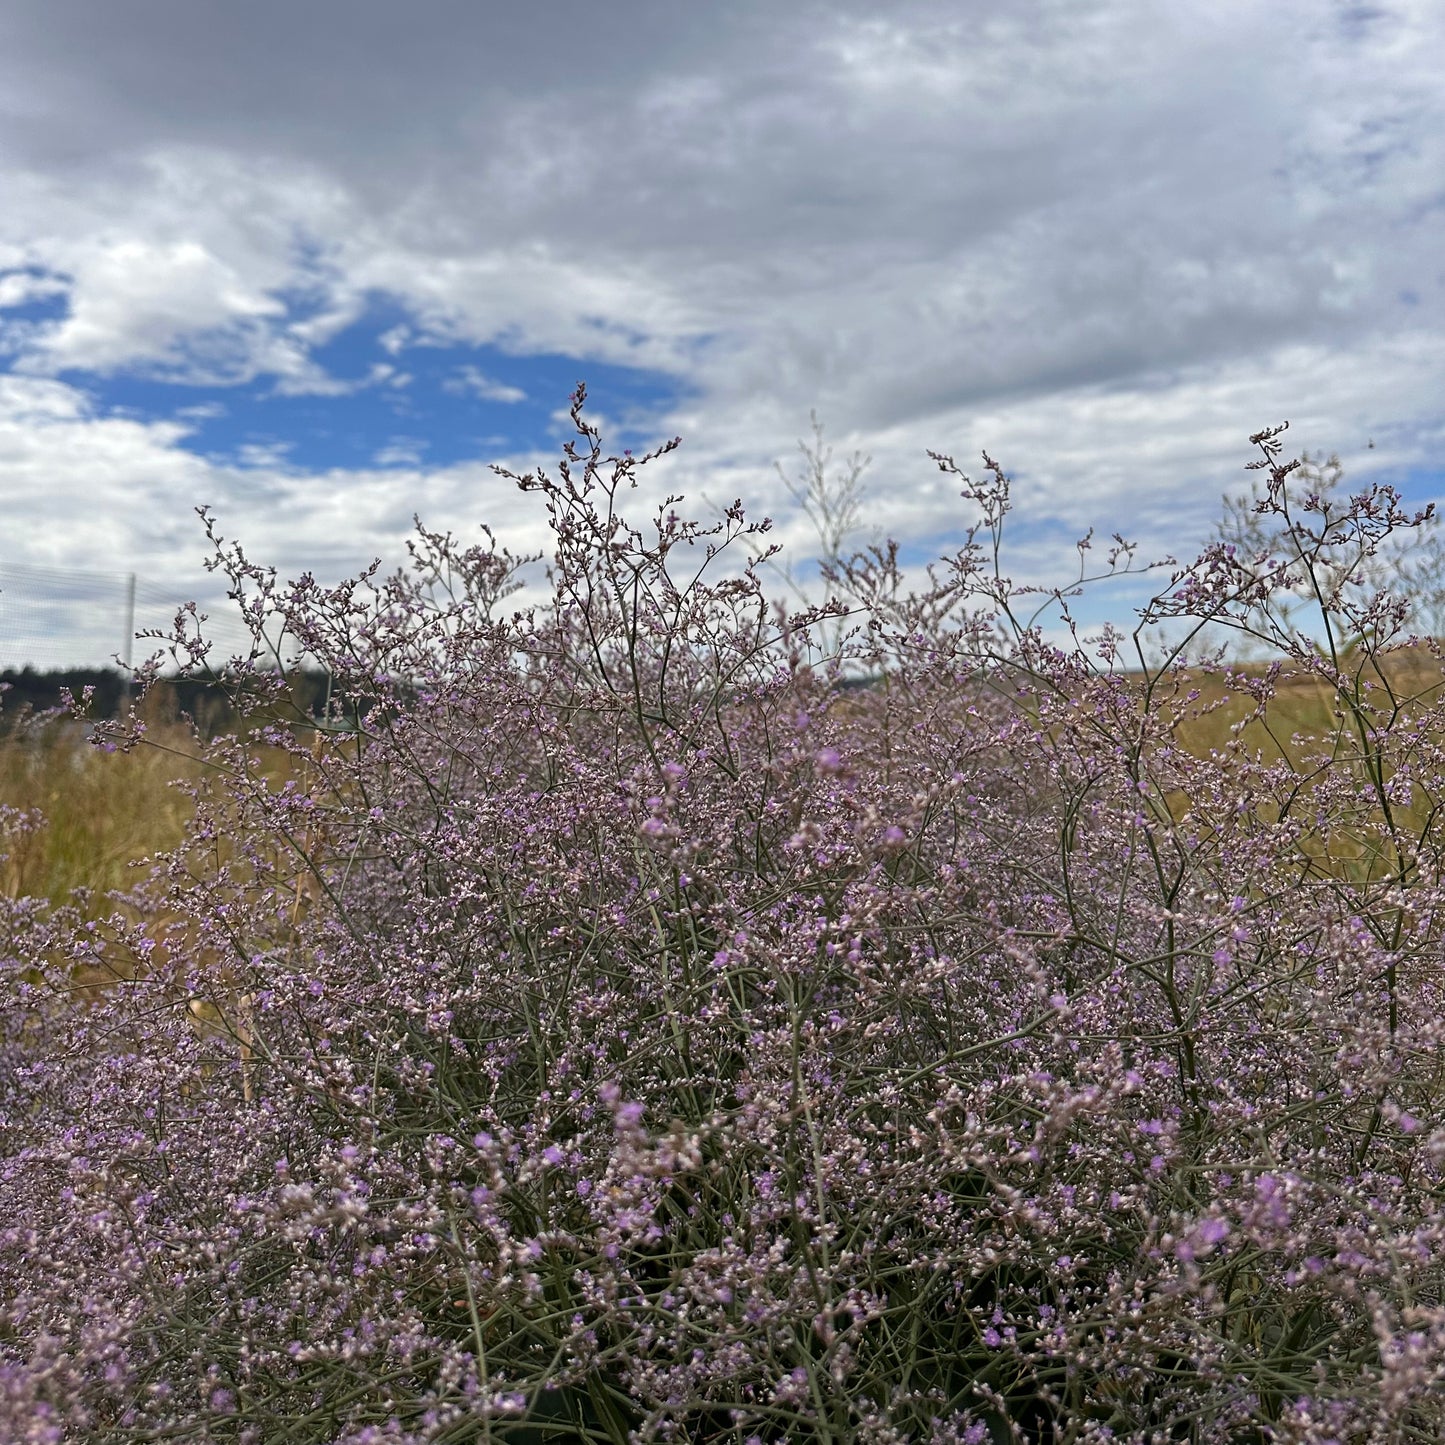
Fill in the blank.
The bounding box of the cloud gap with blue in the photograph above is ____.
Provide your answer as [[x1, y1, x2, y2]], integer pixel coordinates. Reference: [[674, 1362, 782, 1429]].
[[2, 280, 692, 473]]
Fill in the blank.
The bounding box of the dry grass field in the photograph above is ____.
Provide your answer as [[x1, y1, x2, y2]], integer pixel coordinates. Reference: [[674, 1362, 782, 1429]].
[[1166, 642, 1445, 759], [6, 646, 1444, 913], [0, 717, 205, 909]]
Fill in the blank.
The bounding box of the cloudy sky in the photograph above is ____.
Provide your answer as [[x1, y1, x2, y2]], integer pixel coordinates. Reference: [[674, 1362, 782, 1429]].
[[0, 0, 1441, 668]]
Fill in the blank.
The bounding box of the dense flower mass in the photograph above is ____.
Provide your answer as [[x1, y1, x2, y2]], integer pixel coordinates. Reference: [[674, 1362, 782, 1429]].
[[4, 400, 1445, 1442]]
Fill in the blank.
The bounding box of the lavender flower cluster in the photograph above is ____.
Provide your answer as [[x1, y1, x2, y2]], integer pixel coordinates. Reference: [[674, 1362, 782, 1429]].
[[4, 402, 1445, 1442]]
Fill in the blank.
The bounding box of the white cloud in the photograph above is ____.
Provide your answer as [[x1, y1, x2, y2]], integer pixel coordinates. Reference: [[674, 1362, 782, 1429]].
[[0, 375, 207, 572], [0, 372, 554, 666], [235, 440, 295, 468], [12, 237, 285, 378], [0, 0, 1439, 664], [443, 365, 526, 404], [0, 269, 68, 310], [378, 324, 410, 355], [372, 438, 426, 467]]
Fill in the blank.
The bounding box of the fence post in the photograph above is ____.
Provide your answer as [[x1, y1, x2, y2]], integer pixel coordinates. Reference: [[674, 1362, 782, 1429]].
[[122, 572, 136, 710]]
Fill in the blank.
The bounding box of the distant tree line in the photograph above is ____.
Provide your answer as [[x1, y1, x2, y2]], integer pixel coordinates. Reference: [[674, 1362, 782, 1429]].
[[0, 666, 337, 737]]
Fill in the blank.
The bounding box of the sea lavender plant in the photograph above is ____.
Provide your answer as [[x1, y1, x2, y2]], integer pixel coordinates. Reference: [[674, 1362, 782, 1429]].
[[3, 401, 1445, 1443]]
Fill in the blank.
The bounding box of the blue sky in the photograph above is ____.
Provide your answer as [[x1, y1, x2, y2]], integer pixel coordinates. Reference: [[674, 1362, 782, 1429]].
[[0, 0, 1442, 668], [72, 308, 686, 474]]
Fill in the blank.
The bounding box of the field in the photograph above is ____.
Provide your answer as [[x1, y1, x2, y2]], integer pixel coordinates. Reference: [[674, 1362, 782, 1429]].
[[0, 716, 203, 909], [5, 651, 1441, 910]]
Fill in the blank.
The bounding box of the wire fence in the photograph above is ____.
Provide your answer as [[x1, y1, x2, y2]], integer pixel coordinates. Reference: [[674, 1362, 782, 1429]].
[[0, 560, 256, 672]]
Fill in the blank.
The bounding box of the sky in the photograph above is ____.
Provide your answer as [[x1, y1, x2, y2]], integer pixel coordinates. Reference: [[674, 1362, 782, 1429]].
[[0, 0, 1441, 670]]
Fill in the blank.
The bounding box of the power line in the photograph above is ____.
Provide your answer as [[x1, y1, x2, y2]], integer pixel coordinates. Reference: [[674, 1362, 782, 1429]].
[[0, 560, 258, 671]]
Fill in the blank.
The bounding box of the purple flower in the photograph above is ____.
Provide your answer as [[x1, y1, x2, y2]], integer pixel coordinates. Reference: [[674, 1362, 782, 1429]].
[[1196, 1216, 1231, 1247], [9, 418, 1438, 1440]]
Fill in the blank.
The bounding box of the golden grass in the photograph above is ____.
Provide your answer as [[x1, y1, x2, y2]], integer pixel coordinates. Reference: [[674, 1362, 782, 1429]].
[[5, 645, 1443, 916], [0, 701, 330, 918], [0, 710, 336, 1105], [1162, 644, 1445, 762], [1141, 644, 1445, 902], [0, 718, 206, 909]]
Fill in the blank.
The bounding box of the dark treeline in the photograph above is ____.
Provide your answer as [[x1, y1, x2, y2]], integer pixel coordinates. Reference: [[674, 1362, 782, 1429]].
[[2, 662, 887, 741], [0, 666, 338, 737]]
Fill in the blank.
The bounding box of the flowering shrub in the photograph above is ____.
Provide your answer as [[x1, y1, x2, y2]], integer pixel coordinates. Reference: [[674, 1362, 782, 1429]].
[[4, 400, 1445, 1443]]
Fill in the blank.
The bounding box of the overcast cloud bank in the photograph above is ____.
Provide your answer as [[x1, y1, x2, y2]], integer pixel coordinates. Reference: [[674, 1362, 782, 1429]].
[[0, 0, 1441, 665]]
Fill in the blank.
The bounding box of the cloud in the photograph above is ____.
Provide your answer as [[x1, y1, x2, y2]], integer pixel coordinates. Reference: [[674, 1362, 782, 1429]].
[[443, 365, 526, 404], [2, 3, 1438, 411], [235, 440, 295, 468], [0, 0, 1440, 664], [0, 370, 558, 666], [0, 268, 69, 310], [0, 375, 209, 571], [378, 324, 410, 355], [10, 237, 285, 378], [372, 438, 426, 467]]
